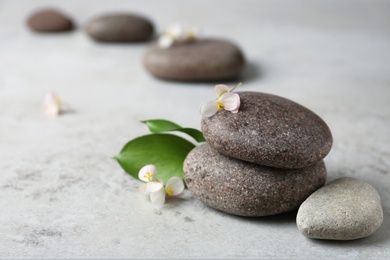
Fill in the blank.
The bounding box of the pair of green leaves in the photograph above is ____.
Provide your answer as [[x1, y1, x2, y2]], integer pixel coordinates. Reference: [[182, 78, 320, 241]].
[[114, 119, 205, 184]]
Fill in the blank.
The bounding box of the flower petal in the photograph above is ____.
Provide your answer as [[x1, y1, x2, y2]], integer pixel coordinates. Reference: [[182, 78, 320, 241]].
[[200, 100, 218, 117], [45, 104, 61, 116], [166, 24, 183, 38], [230, 95, 241, 114], [215, 84, 230, 98], [165, 177, 185, 196], [43, 92, 62, 116], [138, 164, 156, 182], [145, 181, 164, 193], [150, 188, 166, 208], [138, 183, 147, 192], [158, 35, 174, 49], [220, 92, 240, 112], [230, 106, 240, 114]]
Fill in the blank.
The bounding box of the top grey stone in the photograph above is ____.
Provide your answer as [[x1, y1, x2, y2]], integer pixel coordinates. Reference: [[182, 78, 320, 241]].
[[202, 92, 333, 169]]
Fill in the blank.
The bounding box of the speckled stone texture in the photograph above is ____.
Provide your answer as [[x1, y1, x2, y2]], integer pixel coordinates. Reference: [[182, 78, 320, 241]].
[[27, 9, 74, 32], [143, 39, 245, 81], [202, 92, 333, 169], [297, 177, 383, 240], [85, 13, 154, 42], [183, 144, 327, 217]]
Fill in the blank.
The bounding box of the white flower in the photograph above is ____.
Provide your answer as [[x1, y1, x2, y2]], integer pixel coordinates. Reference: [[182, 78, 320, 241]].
[[138, 164, 156, 182], [138, 164, 162, 192], [158, 24, 199, 49], [158, 35, 175, 49], [200, 83, 241, 117], [165, 24, 184, 39], [43, 92, 62, 116], [150, 176, 185, 208], [138, 164, 185, 208]]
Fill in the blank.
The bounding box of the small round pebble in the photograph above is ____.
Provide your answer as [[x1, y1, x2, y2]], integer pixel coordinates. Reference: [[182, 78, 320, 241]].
[[202, 92, 333, 169], [27, 9, 74, 32], [183, 144, 327, 217], [143, 39, 245, 81], [297, 177, 383, 240], [85, 13, 154, 42]]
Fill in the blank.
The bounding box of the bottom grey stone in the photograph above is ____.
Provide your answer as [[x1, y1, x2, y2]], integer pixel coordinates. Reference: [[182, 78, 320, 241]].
[[183, 144, 327, 217], [296, 177, 383, 240]]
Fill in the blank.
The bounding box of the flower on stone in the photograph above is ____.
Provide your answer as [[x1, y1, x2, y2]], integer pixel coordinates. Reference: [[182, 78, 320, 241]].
[[200, 83, 241, 118], [138, 164, 185, 208], [43, 92, 62, 116], [158, 24, 199, 49]]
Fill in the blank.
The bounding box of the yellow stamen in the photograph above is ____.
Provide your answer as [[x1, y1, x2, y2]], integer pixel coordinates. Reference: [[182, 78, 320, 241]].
[[165, 185, 174, 197], [186, 31, 196, 41], [217, 100, 224, 111], [143, 172, 153, 182], [54, 96, 62, 106], [165, 32, 176, 40]]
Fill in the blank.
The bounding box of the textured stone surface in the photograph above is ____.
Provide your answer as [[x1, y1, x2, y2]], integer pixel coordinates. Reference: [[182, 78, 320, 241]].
[[297, 177, 383, 240], [183, 144, 327, 217], [143, 38, 245, 81], [202, 91, 333, 169], [27, 9, 74, 32], [85, 13, 154, 42]]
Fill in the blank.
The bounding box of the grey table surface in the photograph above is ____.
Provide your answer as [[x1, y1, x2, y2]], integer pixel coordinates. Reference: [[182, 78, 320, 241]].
[[1, 0, 389, 259]]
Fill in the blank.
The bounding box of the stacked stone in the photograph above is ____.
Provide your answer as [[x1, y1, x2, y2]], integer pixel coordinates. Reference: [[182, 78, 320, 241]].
[[183, 92, 333, 217]]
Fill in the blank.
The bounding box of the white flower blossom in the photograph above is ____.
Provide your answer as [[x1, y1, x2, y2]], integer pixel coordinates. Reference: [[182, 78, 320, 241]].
[[200, 83, 241, 117], [43, 92, 62, 116], [138, 165, 185, 208], [150, 176, 184, 208], [138, 164, 162, 192], [158, 24, 199, 49], [138, 164, 156, 182]]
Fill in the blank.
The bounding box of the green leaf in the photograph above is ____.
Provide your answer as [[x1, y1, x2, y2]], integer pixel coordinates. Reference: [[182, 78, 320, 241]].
[[142, 119, 205, 143], [142, 119, 181, 132], [114, 133, 195, 184]]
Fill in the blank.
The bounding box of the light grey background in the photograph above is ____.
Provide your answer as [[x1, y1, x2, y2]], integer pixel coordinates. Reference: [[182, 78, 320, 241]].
[[1, 0, 389, 258]]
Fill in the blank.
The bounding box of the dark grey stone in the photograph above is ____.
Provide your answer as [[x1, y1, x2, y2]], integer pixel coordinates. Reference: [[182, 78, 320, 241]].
[[27, 9, 74, 32], [297, 177, 383, 240], [143, 39, 245, 81], [202, 92, 333, 169], [183, 144, 327, 217], [85, 13, 154, 42]]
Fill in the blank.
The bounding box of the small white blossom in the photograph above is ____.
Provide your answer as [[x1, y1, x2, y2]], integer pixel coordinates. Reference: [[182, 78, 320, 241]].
[[158, 35, 175, 49], [43, 92, 62, 116], [200, 83, 241, 117], [158, 24, 199, 49], [138, 164, 156, 182], [150, 176, 184, 208], [165, 176, 185, 197], [138, 164, 163, 192], [138, 165, 185, 208]]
